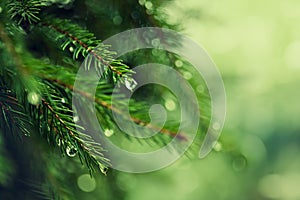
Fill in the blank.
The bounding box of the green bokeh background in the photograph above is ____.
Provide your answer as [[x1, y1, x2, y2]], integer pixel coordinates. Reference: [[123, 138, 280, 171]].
[[116, 1, 300, 200]]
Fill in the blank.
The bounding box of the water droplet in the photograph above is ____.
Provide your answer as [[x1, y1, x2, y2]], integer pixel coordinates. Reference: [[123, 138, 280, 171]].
[[125, 78, 137, 92], [66, 146, 77, 157], [69, 46, 74, 52], [0, 7, 2, 13], [27, 92, 41, 105], [100, 167, 108, 175], [104, 129, 114, 137], [61, 98, 66, 103], [57, 138, 62, 146]]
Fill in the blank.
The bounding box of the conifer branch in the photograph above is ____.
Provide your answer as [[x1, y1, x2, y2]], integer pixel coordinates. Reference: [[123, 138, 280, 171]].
[[0, 23, 24, 72], [39, 17, 133, 85], [8, 0, 47, 25], [0, 90, 31, 138], [0, 22, 39, 99], [43, 22, 122, 75], [1, 21, 109, 174], [35, 95, 110, 174], [48, 78, 188, 141], [0, 0, 206, 198]]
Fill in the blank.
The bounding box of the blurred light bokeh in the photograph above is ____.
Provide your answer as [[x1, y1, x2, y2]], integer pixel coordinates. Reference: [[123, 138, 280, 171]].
[[117, 1, 300, 200]]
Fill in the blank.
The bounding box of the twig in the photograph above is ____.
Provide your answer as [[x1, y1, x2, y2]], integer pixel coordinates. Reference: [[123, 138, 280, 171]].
[[49, 78, 188, 141], [42, 22, 122, 76]]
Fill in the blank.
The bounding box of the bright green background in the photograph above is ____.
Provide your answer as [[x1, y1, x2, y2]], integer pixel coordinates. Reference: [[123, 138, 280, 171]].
[[112, 1, 300, 200]]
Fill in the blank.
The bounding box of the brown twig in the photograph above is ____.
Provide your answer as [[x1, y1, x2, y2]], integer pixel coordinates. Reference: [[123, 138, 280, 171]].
[[41, 99, 101, 154], [49, 78, 188, 141], [42, 22, 122, 76]]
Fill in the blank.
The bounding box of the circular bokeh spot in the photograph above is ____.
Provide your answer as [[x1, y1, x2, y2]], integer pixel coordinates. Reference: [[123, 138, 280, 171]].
[[77, 174, 97, 192]]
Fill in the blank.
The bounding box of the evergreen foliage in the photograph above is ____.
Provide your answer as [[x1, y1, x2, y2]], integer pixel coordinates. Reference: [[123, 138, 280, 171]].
[[0, 0, 210, 199]]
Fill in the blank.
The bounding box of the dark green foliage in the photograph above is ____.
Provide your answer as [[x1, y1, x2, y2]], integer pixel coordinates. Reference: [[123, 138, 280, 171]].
[[8, 0, 46, 25], [0, 89, 32, 138], [39, 16, 133, 84]]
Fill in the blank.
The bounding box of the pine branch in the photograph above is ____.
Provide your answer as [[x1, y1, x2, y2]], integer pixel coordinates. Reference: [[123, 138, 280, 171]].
[[20, 49, 188, 141], [2, 0, 198, 179], [0, 22, 24, 70], [39, 17, 133, 84], [1, 22, 109, 174], [31, 94, 110, 174], [0, 22, 40, 101], [22, 179, 62, 200], [0, 1, 209, 199], [8, 0, 47, 25], [0, 89, 32, 138], [49, 78, 188, 141]]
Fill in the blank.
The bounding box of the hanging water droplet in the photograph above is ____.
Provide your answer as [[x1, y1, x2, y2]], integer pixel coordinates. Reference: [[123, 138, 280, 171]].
[[0, 7, 2, 14], [104, 129, 114, 137], [100, 167, 108, 175], [69, 46, 74, 52], [125, 78, 137, 92], [66, 146, 77, 157], [27, 91, 41, 105], [57, 138, 61, 147], [61, 98, 66, 103]]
